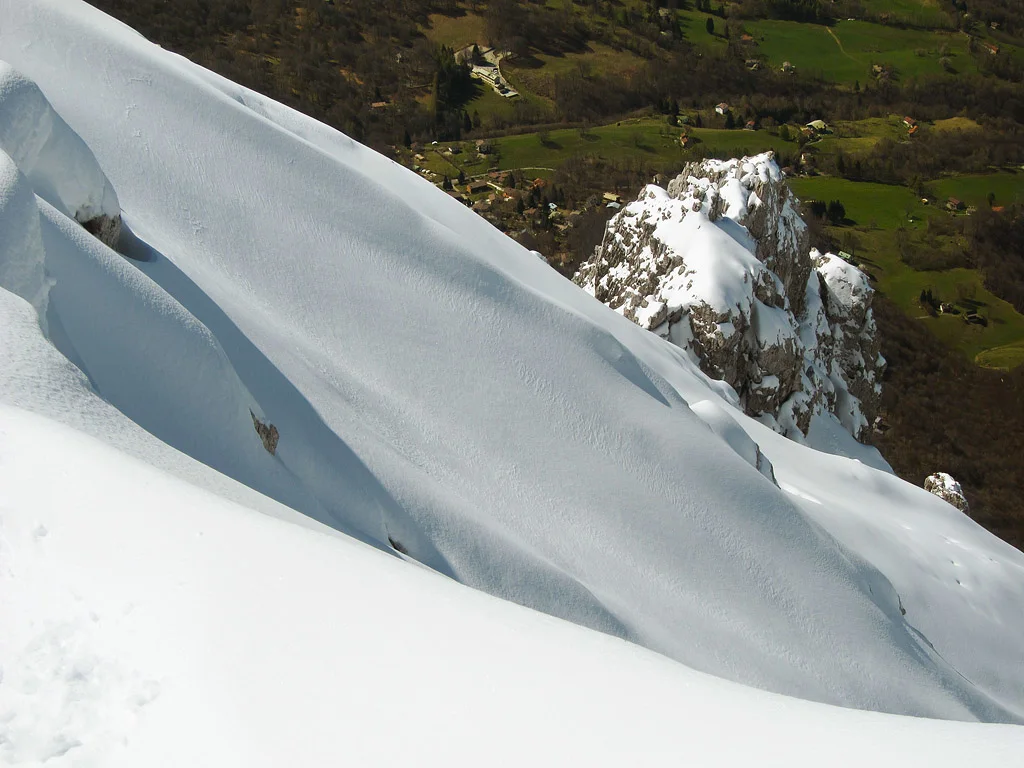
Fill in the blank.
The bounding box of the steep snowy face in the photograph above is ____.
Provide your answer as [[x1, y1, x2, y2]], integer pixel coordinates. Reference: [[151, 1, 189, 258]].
[[575, 153, 884, 441]]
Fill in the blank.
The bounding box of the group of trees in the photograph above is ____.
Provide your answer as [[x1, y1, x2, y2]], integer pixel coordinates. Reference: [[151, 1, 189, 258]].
[[944, 0, 1024, 36], [967, 205, 1024, 314], [484, 0, 590, 57], [808, 199, 847, 225], [732, 0, 832, 24], [818, 127, 1024, 188], [431, 46, 474, 140]]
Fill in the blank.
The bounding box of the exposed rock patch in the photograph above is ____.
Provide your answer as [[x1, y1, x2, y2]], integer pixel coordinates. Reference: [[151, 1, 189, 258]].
[[925, 473, 970, 514], [250, 410, 280, 455], [81, 213, 122, 250]]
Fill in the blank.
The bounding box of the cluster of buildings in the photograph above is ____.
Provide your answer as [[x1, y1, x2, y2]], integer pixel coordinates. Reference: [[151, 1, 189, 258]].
[[456, 45, 519, 99]]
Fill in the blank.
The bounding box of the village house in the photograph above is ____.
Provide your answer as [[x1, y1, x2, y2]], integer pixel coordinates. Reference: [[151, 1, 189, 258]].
[[946, 197, 965, 212], [715, 102, 730, 115], [602, 192, 622, 204], [902, 116, 917, 128], [466, 180, 490, 195], [744, 119, 757, 131], [781, 61, 795, 74]]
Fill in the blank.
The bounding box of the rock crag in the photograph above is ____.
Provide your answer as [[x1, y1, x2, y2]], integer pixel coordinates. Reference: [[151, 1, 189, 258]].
[[925, 473, 970, 514], [574, 152, 884, 441]]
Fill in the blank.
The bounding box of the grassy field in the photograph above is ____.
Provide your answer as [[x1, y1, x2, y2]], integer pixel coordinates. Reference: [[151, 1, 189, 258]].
[[411, 115, 801, 195], [423, 12, 486, 49], [743, 19, 976, 86], [931, 116, 982, 132], [465, 119, 793, 175], [975, 341, 1024, 370], [932, 172, 1024, 208], [504, 42, 649, 102], [812, 115, 907, 156], [789, 175, 1024, 369], [787, 177, 933, 229], [677, 9, 730, 54]]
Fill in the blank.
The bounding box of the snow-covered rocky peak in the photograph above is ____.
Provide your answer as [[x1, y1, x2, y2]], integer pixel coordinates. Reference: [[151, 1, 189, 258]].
[[574, 152, 883, 441], [925, 473, 970, 514]]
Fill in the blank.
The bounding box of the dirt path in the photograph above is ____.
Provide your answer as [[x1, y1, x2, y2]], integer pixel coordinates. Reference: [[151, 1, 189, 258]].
[[825, 26, 861, 64]]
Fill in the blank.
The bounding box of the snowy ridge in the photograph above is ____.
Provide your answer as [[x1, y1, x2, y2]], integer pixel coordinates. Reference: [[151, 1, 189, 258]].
[[575, 153, 884, 442], [1, 1, 1023, 761]]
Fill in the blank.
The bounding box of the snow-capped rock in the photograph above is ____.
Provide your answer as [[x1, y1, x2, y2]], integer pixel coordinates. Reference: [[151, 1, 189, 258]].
[[925, 473, 970, 514], [574, 153, 884, 441], [0, 60, 121, 247]]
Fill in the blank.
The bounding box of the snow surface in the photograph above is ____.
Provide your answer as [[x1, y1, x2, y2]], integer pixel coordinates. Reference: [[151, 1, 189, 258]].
[[4, 406, 1023, 767], [1, 1, 1024, 761]]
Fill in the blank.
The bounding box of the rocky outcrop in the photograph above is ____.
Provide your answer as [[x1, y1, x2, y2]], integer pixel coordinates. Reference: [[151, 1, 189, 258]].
[[574, 152, 884, 442], [250, 410, 280, 455], [925, 473, 970, 514]]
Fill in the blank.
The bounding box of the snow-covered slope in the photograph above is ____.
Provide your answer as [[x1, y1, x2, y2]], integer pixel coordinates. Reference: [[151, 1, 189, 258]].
[[4, 404, 1024, 766], [1, 1, 1023, 760], [6, 406, 1024, 767]]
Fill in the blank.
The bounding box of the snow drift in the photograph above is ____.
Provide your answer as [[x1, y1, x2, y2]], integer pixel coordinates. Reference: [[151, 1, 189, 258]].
[[1, 1, 1023, 761], [0, 60, 121, 246]]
